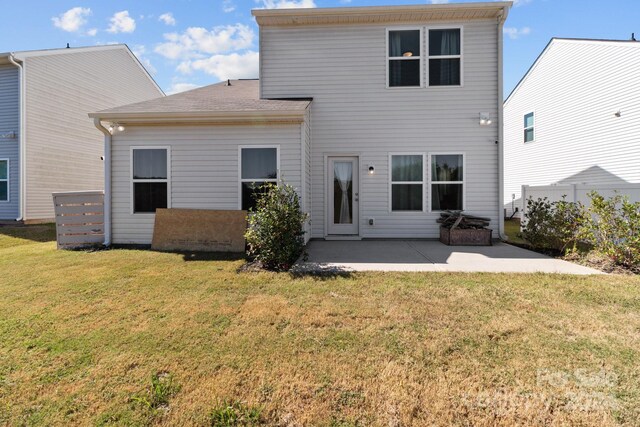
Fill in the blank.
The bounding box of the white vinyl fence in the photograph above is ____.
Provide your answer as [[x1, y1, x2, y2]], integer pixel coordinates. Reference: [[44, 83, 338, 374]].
[[521, 184, 640, 215], [52, 191, 105, 249]]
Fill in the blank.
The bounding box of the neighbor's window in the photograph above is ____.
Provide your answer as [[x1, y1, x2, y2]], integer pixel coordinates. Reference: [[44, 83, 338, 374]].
[[0, 160, 8, 202], [431, 154, 464, 211], [240, 147, 278, 211], [132, 148, 168, 213], [524, 112, 535, 143], [388, 29, 421, 87], [428, 29, 462, 86], [391, 154, 424, 211]]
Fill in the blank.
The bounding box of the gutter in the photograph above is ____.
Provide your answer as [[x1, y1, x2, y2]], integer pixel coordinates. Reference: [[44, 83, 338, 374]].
[[93, 118, 112, 246], [497, 6, 509, 241], [8, 53, 25, 222]]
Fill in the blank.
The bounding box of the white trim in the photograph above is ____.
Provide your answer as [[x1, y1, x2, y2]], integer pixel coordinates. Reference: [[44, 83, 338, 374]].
[[0, 159, 9, 203], [386, 27, 423, 89], [427, 26, 464, 88], [238, 145, 280, 210], [327, 156, 360, 236], [388, 153, 426, 213], [323, 152, 362, 238], [428, 152, 466, 212], [129, 146, 171, 215], [524, 111, 535, 143]]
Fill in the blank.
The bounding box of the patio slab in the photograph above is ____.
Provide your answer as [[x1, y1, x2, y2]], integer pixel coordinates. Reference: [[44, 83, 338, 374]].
[[296, 240, 603, 274]]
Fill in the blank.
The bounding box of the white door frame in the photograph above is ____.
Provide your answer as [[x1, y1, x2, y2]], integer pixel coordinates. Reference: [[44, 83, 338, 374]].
[[326, 155, 360, 237]]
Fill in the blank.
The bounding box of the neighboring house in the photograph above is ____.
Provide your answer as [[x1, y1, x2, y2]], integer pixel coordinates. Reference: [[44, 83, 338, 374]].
[[90, 2, 511, 245], [504, 38, 640, 215], [0, 45, 163, 222]]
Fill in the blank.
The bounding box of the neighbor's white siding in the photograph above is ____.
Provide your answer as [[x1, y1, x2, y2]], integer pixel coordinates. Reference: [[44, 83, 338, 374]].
[[261, 21, 500, 238], [0, 65, 20, 219], [504, 39, 640, 215], [22, 47, 162, 221], [110, 124, 304, 244]]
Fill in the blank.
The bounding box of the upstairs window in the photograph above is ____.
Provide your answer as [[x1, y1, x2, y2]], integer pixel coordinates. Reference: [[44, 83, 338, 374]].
[[388, 29, 421, 87], [240, 147, 279, 211], [524, 112, 535, 143], [428, 29, 462, 86], [0, 160, 8, 202], [431, 154, 464, 211], [132, 148, 169, 213]]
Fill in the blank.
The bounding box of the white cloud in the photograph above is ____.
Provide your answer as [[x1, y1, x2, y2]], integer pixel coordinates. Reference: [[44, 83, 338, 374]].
[[159, 13, 176, 26], [167, 82, 201, 95], [431, 0, 450, 4], [86, 28, 98, 37], [259, 0, 316, 9], [504, 26, 531, 40], [513, 0, 533, 5], [107, 11, 136, 34], [223, 0, 236, 12], [52, 7, 92, 33], [155, 24, 255, 60], [178, 51, 259, 81]]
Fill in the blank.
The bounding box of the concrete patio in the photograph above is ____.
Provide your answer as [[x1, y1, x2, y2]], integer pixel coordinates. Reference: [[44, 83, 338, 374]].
[[296, 240, 602, 274]]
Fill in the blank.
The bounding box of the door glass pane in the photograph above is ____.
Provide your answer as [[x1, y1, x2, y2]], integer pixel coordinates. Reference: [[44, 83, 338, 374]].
[[392, 155, 422, 181], [0, 161, 6, 180], [432, 155, 463, 182], [333, 161, 353, 224], [389, 30, 420, 57], [242, 148, 277, 180], [133, 149, 167, 179]]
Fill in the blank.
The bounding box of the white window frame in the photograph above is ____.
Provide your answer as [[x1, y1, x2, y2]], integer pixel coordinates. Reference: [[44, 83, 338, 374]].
[[0, 159, 8, 203], [238, 145, 280, 210], [130, 146, 171, 215], [386, 27, 424, 89], [426, 26, 464, 88], [428, 152, 466, 212], [524, 111, 535, 143], [389, 153, 426, 213]]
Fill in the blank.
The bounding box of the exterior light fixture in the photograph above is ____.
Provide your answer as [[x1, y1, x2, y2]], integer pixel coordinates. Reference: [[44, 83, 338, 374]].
[[108, 122, 125, 133], [479, 113, 492, 126], [117, 124, 125, 132], [368, 165, 375, 175]]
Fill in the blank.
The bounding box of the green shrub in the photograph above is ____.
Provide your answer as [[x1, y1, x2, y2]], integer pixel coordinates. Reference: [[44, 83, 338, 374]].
[[209, 400, 264, 426], [581, 191, 640, 267], [245, 182, 309, 271], [520, 196, 585, 252]]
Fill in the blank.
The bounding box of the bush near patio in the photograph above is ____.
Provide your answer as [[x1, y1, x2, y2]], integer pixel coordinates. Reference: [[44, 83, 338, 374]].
[[245, 183, 309, 271], [520, 192, 640, 268]]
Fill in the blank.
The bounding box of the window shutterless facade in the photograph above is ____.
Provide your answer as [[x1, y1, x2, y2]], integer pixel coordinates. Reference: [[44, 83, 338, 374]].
[[428, 28, 462, 86], [239, 146, 279, 211], [524, 112, 535, 143], [131, 147, 170, 214], [390, 154, 424, 212], [430, 154, 464, 211], [0, 159, 8, 202], [387, 29, 422, 87]]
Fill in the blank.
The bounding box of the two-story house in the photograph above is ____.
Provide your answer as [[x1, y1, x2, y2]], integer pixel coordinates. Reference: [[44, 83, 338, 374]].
[[0, 45, 163, 222], [90, 2, 511, 245]]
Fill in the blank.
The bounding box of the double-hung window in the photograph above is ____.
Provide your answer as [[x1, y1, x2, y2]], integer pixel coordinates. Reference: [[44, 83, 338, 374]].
[[390, 154, 424, 211], [430, 154, 464, 211], [428, 29, 462, 86], [0, 160, 8, 202], [240, 147, 279, 211], [388, 29, 421, 87], [524, 112, 535, 143], [132, 148, 169, 214]]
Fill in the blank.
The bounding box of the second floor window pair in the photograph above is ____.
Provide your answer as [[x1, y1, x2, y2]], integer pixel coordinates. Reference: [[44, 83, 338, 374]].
[[389, 28, 461, 87]]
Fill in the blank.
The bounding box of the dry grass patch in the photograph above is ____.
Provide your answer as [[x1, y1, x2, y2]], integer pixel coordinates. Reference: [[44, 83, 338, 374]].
[[0, 226, 639, 426]]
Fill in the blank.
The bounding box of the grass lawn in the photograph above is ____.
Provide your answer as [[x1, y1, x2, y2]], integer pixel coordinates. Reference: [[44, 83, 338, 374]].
[[1, 226, 640, 426], [504, 218, 528, 246]]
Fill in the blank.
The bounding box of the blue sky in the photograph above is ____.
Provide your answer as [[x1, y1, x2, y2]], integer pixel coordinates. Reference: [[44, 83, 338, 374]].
[[1, 0, 638, 95]]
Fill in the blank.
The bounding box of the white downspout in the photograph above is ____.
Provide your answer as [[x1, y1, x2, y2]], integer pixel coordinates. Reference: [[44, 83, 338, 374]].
[[8, 53, 25, 222], [497, 9, 508, 241], [93, 118, 112, 246]]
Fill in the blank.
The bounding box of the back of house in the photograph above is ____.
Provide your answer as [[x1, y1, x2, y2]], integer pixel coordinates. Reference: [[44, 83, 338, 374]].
[[92, 2, 511, 246], [504, 38, 640, 216], [0, 45, 163, 222]]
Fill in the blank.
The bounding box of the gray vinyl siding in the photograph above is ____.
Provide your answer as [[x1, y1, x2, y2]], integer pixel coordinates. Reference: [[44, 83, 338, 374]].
[[504, 40, 640, 215], [22, 47, 162, 221], [261, 21, 500, 238], [0, 65, 20, 219], [110, 124, 303, 245]]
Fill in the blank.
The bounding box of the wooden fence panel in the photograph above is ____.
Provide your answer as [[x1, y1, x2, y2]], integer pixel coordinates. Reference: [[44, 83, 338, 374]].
[[52, 191, 105, 249]]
